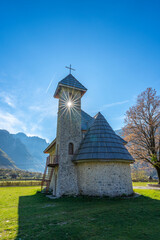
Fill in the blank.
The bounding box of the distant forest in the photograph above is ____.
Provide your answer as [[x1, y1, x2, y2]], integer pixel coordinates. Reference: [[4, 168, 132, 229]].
[[0, 169, 43, 180]]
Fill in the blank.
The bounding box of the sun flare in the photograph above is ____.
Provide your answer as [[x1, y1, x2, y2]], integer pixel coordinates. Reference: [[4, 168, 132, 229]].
[[67, 100, 72, 108]]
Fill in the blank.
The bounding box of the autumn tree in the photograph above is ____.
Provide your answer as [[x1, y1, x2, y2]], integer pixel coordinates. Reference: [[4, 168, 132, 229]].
[[123, 88, 160, 183]]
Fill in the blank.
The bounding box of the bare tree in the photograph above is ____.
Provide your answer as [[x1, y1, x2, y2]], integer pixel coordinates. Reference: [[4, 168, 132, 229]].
[[123, 88, 160, 184]]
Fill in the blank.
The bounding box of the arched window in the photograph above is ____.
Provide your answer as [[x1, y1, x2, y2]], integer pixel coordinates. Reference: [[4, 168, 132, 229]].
[[68, 142, 74, 155]]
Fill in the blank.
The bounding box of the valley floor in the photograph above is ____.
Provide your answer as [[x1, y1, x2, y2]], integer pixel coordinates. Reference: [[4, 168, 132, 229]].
[[0, 184, 160, 240]]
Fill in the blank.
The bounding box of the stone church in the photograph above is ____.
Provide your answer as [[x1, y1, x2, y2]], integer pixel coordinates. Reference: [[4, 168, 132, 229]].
[[43, 73, 134, 197]]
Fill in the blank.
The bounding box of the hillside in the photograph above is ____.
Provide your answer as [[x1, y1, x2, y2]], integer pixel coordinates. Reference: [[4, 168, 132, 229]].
[[0, 130, 48, 172], [13, 132, 48, 169], [0, 148, 17, 169]]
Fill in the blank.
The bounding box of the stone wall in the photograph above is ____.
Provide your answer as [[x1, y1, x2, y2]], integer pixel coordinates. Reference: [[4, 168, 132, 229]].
[[76, 161, 133, 196], [55, 87, 82, 196], [51, 167, 58, 195]]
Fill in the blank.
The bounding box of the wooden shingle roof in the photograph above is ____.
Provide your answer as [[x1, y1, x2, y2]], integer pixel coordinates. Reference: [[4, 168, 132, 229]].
[[54, 74, 87, 98], [81, 110, 94, 131], [74, 112, 134, 162]]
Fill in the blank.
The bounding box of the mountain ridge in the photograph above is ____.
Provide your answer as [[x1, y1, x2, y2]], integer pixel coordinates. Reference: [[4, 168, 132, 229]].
[[0, 148, 17, 169], [0, 130, 49, 172]]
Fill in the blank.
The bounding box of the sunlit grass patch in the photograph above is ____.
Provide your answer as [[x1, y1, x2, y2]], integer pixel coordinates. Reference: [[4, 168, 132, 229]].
[[0, 186, 160, 240], [132, 181, 157, 187]]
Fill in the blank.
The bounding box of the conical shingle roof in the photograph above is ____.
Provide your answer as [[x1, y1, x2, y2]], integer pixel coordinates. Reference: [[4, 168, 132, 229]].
[[54, 74, 87, 98], [74, 112, 134, 162]]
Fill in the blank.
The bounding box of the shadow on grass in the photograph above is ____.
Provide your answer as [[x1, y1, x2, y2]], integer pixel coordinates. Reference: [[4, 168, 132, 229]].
[[15, 191, 160, 240]]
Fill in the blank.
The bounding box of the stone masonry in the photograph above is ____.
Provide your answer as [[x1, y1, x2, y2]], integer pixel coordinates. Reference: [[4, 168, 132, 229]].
[[55, 87, 82, 197], [76, 161, 133, 196]]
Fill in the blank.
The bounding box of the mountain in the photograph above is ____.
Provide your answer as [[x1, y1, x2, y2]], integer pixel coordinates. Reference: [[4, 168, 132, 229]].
[[0, 148, 17, 169], [0, 130, 48, 172], [14, 132, 47, 160], [0, 130, 34, 171], [13, 132, 48, 171], [115, 129, 124, 137]]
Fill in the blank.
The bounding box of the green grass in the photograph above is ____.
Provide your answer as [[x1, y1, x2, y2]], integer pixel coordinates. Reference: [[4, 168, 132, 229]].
[[0, 185, 160, 240], [132, 182, 157, 186]]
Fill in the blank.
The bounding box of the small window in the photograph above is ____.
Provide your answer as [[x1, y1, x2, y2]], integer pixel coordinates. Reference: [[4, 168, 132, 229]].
[[68, 142, 74, 155]]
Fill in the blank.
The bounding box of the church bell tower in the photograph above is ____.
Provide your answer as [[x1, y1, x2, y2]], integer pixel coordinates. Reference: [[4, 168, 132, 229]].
[[53, 71, 87, 196]]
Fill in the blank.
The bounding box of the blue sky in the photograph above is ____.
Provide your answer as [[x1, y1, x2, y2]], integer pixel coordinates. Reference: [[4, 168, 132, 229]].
[[0, 0, 160, 142]]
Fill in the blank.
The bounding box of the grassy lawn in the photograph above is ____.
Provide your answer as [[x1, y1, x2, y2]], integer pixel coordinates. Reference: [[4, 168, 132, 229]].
[[0, 186, 160, 240], [132, 182, 158, 186]]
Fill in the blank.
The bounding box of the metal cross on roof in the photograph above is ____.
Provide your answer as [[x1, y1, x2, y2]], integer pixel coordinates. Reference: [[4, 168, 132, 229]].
[[65, 64, 75, 74]]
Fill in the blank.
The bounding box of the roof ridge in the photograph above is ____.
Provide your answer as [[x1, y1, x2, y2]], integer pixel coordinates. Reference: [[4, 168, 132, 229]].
[[94, 112, 101, 119], [59, 74, 87, 90], [54, 74, 87, 98]]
